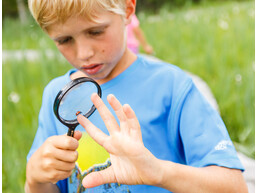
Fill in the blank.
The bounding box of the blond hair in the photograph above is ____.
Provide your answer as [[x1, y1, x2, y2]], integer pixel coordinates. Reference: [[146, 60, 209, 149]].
[[28, 0, 127, 30]]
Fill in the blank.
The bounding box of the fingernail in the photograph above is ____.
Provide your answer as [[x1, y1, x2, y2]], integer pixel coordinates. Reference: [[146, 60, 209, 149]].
[[123, 104, 128, 107], [91, 93, 98, 98], [107, 94, 115, 99]]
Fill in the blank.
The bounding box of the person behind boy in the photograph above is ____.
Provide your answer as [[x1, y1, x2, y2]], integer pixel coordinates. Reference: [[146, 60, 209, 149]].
[[127, 14, 154, 54], [25, 0, 248, 193]]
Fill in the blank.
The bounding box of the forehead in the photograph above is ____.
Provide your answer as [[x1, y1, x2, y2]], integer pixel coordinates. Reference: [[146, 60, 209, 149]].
[[47, 11, 122, 38]]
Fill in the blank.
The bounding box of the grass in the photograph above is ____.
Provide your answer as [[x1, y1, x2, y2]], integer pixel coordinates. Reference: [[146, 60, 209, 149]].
[[2, 17, 56, 50], [2, 1, 254, 193]]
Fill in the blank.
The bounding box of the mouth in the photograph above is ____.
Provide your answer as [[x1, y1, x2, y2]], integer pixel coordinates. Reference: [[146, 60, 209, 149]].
[[80, 64, 103, 75]]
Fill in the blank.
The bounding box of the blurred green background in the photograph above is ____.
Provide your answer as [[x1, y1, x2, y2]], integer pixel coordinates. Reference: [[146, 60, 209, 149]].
[[2, 0, 254, 192]]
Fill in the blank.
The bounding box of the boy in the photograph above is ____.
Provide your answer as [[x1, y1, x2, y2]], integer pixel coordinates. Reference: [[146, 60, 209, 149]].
[[25, 0, 248, 193]]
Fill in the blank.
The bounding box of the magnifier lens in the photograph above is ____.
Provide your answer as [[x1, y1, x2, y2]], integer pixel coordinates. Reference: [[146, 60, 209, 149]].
[[54, 77, 101, 137], [59, 82, 98, 121]]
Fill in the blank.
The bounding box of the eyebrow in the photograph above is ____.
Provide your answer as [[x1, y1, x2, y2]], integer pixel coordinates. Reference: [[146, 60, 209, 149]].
[[51, 23, 110, 41]]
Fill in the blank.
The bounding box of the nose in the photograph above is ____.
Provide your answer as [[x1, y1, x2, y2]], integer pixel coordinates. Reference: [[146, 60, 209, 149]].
[[76, 38, 94, 61]]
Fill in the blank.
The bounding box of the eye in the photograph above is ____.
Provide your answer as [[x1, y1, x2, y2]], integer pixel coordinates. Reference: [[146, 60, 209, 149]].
[[57, 37, 72, 45], [89, 30, 104, 36]]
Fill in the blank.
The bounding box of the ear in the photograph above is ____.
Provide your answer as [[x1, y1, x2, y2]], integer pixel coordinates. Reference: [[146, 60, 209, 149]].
[[125, 0, 136, 25]]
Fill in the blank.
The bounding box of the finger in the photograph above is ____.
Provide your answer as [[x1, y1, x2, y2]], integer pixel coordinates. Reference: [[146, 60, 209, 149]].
[[123, 104, 142, 140], [48, 135, 79, 151], [82, 167, 116, 188], [53, 149, 78, 163], [46, 159, 76, 171], [46, 169, 73, 184], [91, 93, 120, 133], [123, 104, 140, 127], [107, 94, 127, 122], [107, 94, 129, 133], [77, 114, 108, 147]]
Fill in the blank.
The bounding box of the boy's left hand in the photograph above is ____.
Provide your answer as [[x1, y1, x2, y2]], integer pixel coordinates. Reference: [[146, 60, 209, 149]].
[[77, 93, 162, 188]]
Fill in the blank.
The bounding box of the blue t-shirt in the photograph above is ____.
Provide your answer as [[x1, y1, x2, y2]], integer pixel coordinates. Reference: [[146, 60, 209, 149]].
[[27, 55, 244, 193]]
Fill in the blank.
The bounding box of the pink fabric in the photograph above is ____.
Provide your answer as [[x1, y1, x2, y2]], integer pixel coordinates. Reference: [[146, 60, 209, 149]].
[[127, 14, 140, 53]]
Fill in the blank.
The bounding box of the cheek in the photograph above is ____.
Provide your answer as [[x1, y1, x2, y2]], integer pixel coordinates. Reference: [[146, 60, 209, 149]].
[[99, 41, 121, 58], [58, 46, 74, 61], [57, 46, 68, 57], [57, 46, 80, 69], [103, 35, 125, 57], [103, 28, 125, 53]]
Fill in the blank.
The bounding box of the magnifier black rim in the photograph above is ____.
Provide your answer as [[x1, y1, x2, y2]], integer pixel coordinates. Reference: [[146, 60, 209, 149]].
[[53, 77, 102, 128]]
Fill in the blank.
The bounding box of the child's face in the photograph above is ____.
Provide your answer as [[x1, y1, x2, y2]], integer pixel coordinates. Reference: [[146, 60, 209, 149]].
[[47, 10, 132, 82]]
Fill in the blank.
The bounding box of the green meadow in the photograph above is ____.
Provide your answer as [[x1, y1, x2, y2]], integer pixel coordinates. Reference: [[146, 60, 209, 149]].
[[2, 1, 254, 192]]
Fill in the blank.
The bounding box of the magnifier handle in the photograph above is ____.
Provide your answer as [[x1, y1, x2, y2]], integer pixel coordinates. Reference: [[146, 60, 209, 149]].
[[67, 128, 75, 137]]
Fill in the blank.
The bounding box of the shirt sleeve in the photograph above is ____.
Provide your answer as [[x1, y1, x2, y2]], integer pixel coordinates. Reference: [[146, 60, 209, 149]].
[[177, 81, 244, 171], [26, 84, 68, 193]]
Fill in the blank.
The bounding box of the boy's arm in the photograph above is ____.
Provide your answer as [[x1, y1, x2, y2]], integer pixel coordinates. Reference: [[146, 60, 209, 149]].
[[25, 181, 60, 193], [77, 93, 248, 193], [158, 160, 247, 193], [25, 150, 63, 193]]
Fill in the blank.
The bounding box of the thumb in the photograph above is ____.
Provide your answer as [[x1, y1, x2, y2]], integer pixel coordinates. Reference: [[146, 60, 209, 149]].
[[73, 130, 82, 141], [82, 166, 116, 188]]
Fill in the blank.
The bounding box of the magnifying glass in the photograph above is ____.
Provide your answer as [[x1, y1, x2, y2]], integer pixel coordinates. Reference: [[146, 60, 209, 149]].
[[53, 77, 102, 137]]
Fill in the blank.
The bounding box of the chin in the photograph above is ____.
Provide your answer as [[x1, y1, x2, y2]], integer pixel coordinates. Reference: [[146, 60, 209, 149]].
[[87, 72, 110, 81]]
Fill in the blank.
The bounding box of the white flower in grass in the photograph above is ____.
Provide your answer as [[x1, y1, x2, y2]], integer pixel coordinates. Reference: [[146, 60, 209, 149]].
[[39, 38, 47, 47], [248, 9, 255, 18], [184, 11, 198, 23], [8, 92, 20, 103], [218, 19, 229, 30], [184, 13, 191, 22], [235, 74, 242, 84], [146, 15, 161, 23], [167, 13, 175, 20], [232, 6, 240, 14]]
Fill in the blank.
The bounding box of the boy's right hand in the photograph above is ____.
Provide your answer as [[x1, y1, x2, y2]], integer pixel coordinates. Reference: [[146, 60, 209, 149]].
[[26, 131, 82, 186]]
